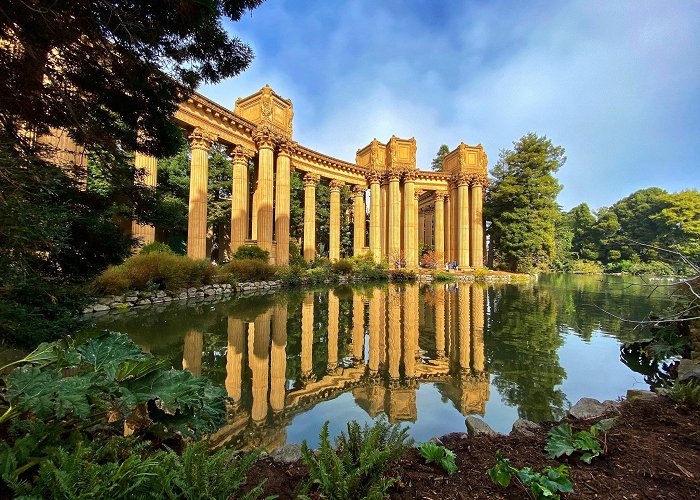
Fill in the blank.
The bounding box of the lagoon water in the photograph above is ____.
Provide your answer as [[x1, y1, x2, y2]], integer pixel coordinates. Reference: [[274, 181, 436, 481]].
[[90, 274, 671, 449]]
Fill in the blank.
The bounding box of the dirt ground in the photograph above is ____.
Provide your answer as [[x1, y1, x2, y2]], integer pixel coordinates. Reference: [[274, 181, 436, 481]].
[[243, 396, 700, 499]]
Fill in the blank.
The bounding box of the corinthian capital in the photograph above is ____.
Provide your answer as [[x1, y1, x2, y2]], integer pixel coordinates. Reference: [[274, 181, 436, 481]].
[[303, 173, 320, 187], [352, 184, 367, 197], [454, 172, 470, 187], [470, 173, 490, 187], [386, 169, 402, 182], [253, 125, 276, 150], [365, 171, 382, 185], [414, 189, 425, 201], [329, 179, 345, 192], [189, 127, 216, 151], [434, 190, 448, 201], [230, 144, 255, 163], [277, 138, 298, 157], [403, 170, 417, 182]]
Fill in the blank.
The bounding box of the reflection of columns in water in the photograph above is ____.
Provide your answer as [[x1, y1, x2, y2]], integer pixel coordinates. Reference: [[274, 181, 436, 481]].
[[434, 285, 446, 358], [387, 287, 402, 380], [225, 318, 244, 401], [270, 303, 288, 413], [368, 288, 383, 375], [447, 287, 457, 365], [471, 286, 485, 372], [352, 294, 365, 361], [378, 287, 387, 367], [251, 311, 271, 424], [403, 284, 419, 378], [458, 285, 472, 370], [301, 293, 315, 378], [182, 330, 203, 376], [327, 291, 339, 372]]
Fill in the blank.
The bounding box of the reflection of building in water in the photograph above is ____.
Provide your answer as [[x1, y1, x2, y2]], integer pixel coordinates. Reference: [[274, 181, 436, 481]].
[[210, 284, 489, 449]]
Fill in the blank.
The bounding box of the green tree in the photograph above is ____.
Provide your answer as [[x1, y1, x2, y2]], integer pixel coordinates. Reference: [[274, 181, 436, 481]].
[[568, 203, 598, 260], [485, 133, 566, 272], [609, 187, 668, 260], [431, 144, 450, 171], [653, 190, 700, 260]]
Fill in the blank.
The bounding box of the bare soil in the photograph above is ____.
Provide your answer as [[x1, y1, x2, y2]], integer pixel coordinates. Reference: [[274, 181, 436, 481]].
[[243, 396, 700, 499]]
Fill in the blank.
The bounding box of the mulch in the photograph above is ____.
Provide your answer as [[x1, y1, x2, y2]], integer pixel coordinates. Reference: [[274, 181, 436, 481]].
[[242, 396, 700, 499]]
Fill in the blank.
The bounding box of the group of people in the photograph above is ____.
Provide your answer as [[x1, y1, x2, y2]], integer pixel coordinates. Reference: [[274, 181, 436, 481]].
[[445, 261, 459, 271]]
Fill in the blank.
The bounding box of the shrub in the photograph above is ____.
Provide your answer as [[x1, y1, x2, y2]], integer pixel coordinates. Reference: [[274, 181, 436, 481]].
[[139, 241, 174, 255], [630, 260, 675, 276], [274, 265, 304, 286], [331, 258, 353, 275], [300, 419, 412, 500], [219, 259, 276, 282], [571, 260, 603, 274], [388, 269, 416, 282], [231, 244, 269, 262], [432, 271, 454, 282], [93, 253, 215, 294], [311, 256, 331, 269], [487, 451, 573, 500], [420, 251, 441, 270], [668, 380, 700, 408], [349, 253, 388, 281], [473, 268, 490, 279], [307, 265, 331, 284], [418, 442, 457, 475], [289, 240, 308, 268], [545, 418, 616, 464]]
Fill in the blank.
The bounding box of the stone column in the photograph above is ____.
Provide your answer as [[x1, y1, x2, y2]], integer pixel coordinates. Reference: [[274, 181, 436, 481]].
[[450, 183, 459, 264], [403, 284, 419, 378], [368, 173, 382, 262], [132, 152, 158, 247], [458, 285, 471, 371], [270, 302, 287, 413], [387, 170, 402, 264], [426, 208, 434, 247], [329, 180, 344, 262], [471, 285, 485, 372], [187, 128, 215, 259], [387, 286, 401, 381], [303, 173, 319, 261], [352, 294, 365, 362], [434, 285, 446, 358], [380, 178, 389, 259], [253, 127, 275, 253], [230, 145, 254, 253], [251, 311, 271, 424], [434, 192, 446, 264], [418, 209, 425, 247], [225, 318, 245, 402], [456, 174, 470, 269], [182, 330, 203, 376], [301, 292, 314, 380], [368, 288, 382, 376], [275, 140, 294, 265], [327, 291, 339, 372], [352, 184, 366, 256], [445, 192, 452, 263], [403, 172, 418, 268], [470, 175, 487, 269]]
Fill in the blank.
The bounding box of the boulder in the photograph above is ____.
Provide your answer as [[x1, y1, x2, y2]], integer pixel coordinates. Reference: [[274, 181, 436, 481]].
[[92, 303, 110, 312], [270, 444, 302, 464], [465, 416, 499, 437], [82, 306, 94, 314], [511, 418, 540, 437], [677, 358, 700, 383], [568, 397, 616, 419], [136, 299, 151, 306]]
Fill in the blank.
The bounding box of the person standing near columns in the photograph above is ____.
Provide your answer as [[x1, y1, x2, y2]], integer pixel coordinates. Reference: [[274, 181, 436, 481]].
[[387, 170, 402, 265], [253, 126, 276, 254], [434, 191, 446, 265], [352, 184, 366, 256], [403, 171, 418, 268], [275, 139, 295, 265], [367, 172, 382, 262], [230, 144, 254, 254], [187, 127, 216, 260], [329, 180, 344, 262], [456, 173, 470, 269], [303, 173, 319, 261], [469, 174, 488, 269]]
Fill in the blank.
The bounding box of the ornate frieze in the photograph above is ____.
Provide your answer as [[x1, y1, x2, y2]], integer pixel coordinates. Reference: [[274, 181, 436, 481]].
[[189, 127, 216, 151]]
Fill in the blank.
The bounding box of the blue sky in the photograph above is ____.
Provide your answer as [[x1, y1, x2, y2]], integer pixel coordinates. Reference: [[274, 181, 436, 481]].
[[200, 0, 700, 210]]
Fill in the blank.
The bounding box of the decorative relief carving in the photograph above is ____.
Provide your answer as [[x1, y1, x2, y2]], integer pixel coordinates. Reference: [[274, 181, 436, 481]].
[[386, 169, 402, 182], [253, 125, 276, 150], [189, 127, 216, 151], [230, 144, 255, 163], [303, 173, 320, 187], [479, 151, 488, 171], [403, 170, 417, 182], [365, 171, 383, 184], [277, 138, 297, 157], [434, 191, 448, 201], [454, 172, 470, 187], [470, 173, 490, 187], [352, 184, 367, 197], [329, 179, 345, 192]]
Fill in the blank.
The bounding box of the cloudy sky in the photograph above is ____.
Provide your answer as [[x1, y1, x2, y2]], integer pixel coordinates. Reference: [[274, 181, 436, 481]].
[[200, 0, 699, 210]]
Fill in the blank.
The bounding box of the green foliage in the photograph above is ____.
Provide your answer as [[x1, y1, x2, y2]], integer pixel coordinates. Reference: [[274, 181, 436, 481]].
[[232, 245, 270, 262], [388, 269, 417, 282], [487, 451, 573, 500], [432, 271, 455, 282], [331, 259, 354, 275], [431, 144, 451, 171], [93, 253, 215, 294], [349, 253, 389, 281], [417, 442, 457, 475], [300, 419, 412, 500], [571, 260, 603, 274], [486, 133, 566, 272], [219, 259, 277, 282], [274, 265, 304, 286], [140, 241, 175, 255], [668, 380, 700, 408], [545, 418, 616, 464], [473, 268, 490, 278]]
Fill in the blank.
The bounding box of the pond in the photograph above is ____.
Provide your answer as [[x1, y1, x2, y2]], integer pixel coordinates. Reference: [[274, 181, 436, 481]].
[[89, 274, 673, 449]]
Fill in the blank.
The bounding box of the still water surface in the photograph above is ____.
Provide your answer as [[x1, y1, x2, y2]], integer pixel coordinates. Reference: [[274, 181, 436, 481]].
[[91, 275, 670, 449]]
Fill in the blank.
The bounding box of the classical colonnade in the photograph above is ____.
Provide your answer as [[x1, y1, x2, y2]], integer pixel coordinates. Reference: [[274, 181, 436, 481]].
[[173, 283, 489, 449], [129, 85, 489, 268]]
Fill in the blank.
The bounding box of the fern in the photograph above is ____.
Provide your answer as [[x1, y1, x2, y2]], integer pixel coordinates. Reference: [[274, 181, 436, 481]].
[[300, 418, 412, 500]]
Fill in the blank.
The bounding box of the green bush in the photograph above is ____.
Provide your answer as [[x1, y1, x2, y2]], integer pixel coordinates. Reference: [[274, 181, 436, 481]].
[[669, 380, 700, 408], [219, 259, 276, 282], [487, 451, 573, 500], [432, 271, 454, 282], [331, 258, 354, 275], [630, 260, 675, 276], [473, 268, 490, 278], [571, 260, 603, 274], [231, 244, 269, 262], [139, 241, 174, 255], [300, 419, 412, 500], [93, 253, 215, 294], [349, 253, 388, 281], [388, 269, 416, 282], [289, 240, 308, 268], [274, 265, 304, 286], [307, 265, 331, 284]]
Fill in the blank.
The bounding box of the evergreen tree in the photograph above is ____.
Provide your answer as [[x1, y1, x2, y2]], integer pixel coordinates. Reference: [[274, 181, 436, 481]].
[[568, 203, 598, 260], [485, 133, 566, 273], [431, 144, 450, 171]]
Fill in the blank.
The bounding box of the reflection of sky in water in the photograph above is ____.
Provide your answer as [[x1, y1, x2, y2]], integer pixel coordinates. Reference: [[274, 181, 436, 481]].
[[89, 275, 668, 448]]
